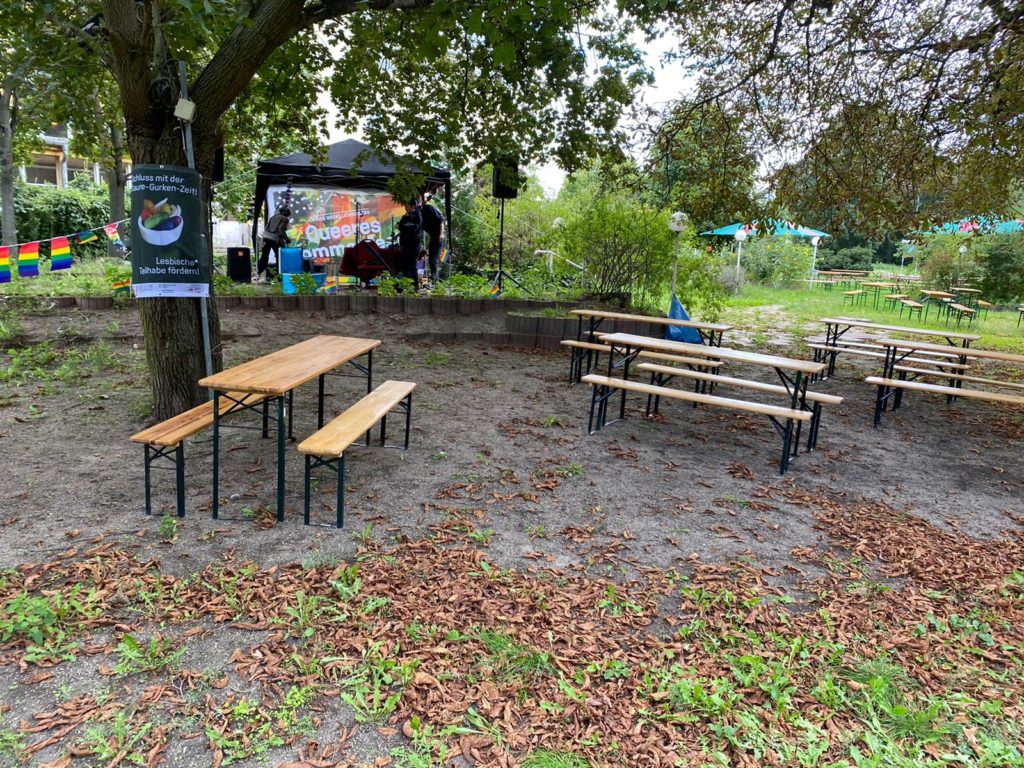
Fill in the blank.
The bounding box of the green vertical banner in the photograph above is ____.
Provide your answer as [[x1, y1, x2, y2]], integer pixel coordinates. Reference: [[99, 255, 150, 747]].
[[130, 164, 209, 298]]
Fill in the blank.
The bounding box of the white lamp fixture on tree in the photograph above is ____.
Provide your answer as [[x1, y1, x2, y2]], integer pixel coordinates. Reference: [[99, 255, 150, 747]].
[[734, 227, 747, 277], [809, 235, 821, 289], [668, 212, 689, 295]]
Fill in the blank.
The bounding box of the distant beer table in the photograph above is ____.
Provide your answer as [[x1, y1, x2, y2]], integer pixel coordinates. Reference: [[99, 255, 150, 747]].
[[199, 335, 380, 521]]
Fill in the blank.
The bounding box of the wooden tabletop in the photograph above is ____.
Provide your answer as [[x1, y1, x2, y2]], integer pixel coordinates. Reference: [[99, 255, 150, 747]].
[[861, 281, 896, 288], [820, 317, 980, 341], [920, 290, 955, 298], [199, 335, 381, 395], [953, 287, 982, 293], [598, 332, 824, 374], [570, 309, 733, 332], [877, 338, 1024, 364]]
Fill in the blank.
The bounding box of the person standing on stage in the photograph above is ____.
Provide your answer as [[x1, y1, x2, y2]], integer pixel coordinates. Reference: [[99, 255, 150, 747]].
[[421, 194, 445, 283], [396, 200, 423, 290], [257, 205, 291, 281]]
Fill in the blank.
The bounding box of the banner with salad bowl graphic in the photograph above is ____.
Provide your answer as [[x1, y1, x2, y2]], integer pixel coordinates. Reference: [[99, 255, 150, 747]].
[[130, 164, 209, 298]]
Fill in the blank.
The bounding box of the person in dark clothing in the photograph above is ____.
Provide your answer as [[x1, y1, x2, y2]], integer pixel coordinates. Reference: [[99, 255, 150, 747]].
[[257, 205, 291, 281], [396, 201, 423, 290], [421, 195, 445, 282]]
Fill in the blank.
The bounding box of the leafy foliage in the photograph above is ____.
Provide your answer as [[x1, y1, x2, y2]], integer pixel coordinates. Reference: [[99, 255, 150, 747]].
[[11, 178, 111, 259], [741, 236, 813, 287]]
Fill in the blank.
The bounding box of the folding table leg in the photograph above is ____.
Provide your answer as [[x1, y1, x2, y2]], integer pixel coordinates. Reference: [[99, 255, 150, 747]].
[[143, 445, 153, 516], [175, 443, 186, 518], [779, 419, 793, 475], [336, 454, 346, 529], [303, 454, 312, 526], [277, 395, 286, 522], [404, 394, 412, 449], [380, 414, 388, 446], [212, 392, 220, 519]]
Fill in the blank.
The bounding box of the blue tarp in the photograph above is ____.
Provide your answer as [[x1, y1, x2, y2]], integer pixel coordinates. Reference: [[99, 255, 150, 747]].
[[665, 294, 703, 344]]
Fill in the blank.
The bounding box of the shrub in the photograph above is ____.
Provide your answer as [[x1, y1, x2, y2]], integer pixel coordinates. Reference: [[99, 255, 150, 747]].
[[915, 234, 980, 290], [973, 235, 1024, 303], [10, 179, 111, 261], [818, 245, 875, 271], [740, 236, 813, 286]]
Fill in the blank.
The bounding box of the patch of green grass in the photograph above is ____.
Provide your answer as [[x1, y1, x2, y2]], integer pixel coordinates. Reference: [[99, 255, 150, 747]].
[[81, 710, 154, 766], [475, 629, 555, 682], [0, 586, 103, 662], [520, 749, 592, 768], [0, 728, 27, 763], [333, 642, 419, 723]]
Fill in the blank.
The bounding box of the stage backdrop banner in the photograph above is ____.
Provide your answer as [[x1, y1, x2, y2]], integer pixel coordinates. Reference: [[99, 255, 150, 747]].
[[267, 185, 406, 263], [130, 164, 209, 298]]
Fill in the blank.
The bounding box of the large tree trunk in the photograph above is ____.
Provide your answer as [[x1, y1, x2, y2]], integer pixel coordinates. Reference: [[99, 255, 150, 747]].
[[131, 124, 223, 420], [0, 80, 17, 248], [106, 121, 126, 259]]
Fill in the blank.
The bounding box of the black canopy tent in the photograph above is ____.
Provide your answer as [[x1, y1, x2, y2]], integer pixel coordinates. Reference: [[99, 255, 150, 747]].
[[251, 137, 452, 255]]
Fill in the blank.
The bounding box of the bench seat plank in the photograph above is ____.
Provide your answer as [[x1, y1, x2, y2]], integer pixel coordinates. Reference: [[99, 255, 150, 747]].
[[865, 377, 1024, 405], [582, 374, 811, 421], [637, 363, 842, 404], [806, 338, 962, 359], [130, 391, 269, 448], [893, 366, 1024, 391], [298, 381, 416, 458], [560, 339, 722, 369]]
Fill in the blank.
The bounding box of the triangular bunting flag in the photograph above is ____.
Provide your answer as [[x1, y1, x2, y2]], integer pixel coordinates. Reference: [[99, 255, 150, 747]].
[[75, 230, 99, 244], [103, 223, 126, 252], [50, 236, 72, 271], [18, 241, 39, 278], [0, 246, 10, 284]]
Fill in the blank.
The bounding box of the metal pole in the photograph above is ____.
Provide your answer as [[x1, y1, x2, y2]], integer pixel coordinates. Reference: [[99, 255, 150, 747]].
[[177, 60, 213, 387], [498, 198, 505, 291], [809, 242, 818, 289], [671, 232, 680, 297], [735, 239, 743, 274]]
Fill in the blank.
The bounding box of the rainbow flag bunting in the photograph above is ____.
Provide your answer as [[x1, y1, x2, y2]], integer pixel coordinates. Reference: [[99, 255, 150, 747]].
[[18, 241, 39, 278], [50, 236, 72, 271], [75, 230, 99, 244], [0, 246, 10, 284], [104, 223, 126, 252]]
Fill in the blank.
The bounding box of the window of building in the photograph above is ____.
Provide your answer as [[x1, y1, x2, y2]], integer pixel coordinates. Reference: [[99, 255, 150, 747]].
[[25, 154, 59, 186]]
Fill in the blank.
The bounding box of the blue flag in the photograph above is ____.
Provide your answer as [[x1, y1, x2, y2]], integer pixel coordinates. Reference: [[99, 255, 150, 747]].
[[665, 294, 703, 344]]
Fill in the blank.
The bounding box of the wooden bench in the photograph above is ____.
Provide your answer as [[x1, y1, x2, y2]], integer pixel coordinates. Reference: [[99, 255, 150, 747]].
[[882, 293, 908, 310], [808, 337, 963, 360], [560, 339, 721, 383], [582, 374, 811, 475], [297, 380, 415, 528], [808, 343, 968, 371], [947, 303, 976, 327], [637, 363, 842, 452], [130, 392, 270, 517], [809, 279, 837, 290], [899, 299, 923, 320], [843, 290, 866, 306], [976, 300, 992, 319], [866, 375, 1024, 426], [893, 365, 1024, 391]]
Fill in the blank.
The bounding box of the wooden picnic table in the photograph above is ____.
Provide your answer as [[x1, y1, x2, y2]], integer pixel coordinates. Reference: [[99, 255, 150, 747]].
[[571, 309, 732, 346], [860, 281, 897, 308], [871, 337, 1024, 423], [817, 317, 979, 377], [199, 335, 381, 521], [596, 331, 822, 418]]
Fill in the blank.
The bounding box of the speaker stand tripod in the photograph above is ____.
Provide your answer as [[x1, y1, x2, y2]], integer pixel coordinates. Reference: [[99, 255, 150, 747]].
[[490, 197, 524, 293]]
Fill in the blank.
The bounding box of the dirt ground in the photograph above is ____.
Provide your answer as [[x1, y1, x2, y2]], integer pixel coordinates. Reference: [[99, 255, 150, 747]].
[[1, 303, 1023, 767]]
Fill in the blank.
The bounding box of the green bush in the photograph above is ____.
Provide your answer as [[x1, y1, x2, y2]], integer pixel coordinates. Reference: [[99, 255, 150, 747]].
[[915, 235, 980, 290], [741, 236, 813, 286], [10, 179, 111, 261], [818, 245, 875, 271], [974, 235, 1024, 303]]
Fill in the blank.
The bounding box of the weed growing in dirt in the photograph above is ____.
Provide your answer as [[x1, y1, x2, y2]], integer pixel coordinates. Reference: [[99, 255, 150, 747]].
[[475, 629, 554, 683], [206, 685, 317, 764], [0, 310, 22, 344], [81, 710, 154, 766], [0, 586, 101, 661], [334, 642, 419, 723], [596, 584, 642, 617], [390, 716, 453, 768], [330, 564, 362, 602], [114, 633, 184, 675], [0, 728, 26, 763], [158, 514, 177, 541], [0, 340, 123, 387]]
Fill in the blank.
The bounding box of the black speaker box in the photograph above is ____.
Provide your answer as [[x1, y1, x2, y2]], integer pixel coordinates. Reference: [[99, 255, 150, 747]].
[[492, 159, 519, 199], [227, 246, 252, 283], [212, 145, 225, 182]]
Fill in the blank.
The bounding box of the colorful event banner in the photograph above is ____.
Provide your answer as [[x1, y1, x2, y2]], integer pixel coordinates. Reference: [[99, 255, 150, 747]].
[[266, 185, 407, 264], [0, 246, 10, 284], [17, 241, 39, 278], [50, 236, 72, 271], [130, 164, 209, 298], [75, 230, 99, 244]]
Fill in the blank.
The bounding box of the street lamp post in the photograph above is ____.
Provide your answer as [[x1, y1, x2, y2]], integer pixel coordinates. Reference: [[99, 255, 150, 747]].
[[668, 211, 688, 296], [734, 228, 747, 279], [809, 235, 821, 289]]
